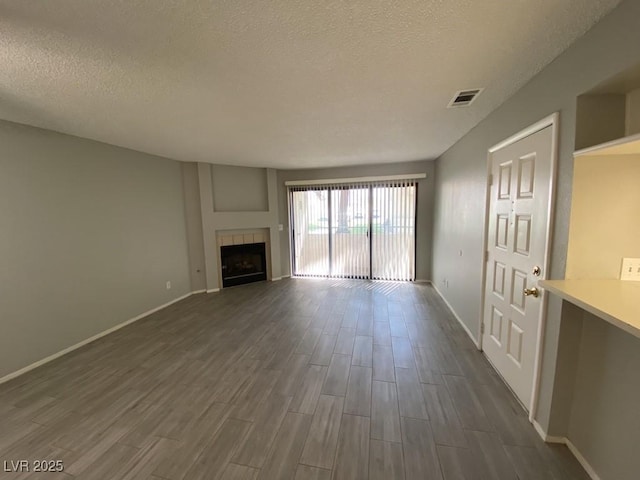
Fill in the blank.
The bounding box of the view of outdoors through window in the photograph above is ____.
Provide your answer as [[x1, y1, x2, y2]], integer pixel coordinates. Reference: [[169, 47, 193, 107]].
[[291, 182, 416, 280]]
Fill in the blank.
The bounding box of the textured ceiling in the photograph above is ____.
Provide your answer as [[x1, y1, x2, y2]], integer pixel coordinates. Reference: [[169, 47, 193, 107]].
[[0, 0, 622, 168]]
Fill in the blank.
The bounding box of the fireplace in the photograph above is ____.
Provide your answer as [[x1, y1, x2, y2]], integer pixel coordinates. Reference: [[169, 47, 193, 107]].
[[220, 242, 267, 287]]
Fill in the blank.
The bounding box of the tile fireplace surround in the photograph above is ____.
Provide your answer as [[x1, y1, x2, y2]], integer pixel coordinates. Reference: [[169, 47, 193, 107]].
[[216, 228, 273, 287]]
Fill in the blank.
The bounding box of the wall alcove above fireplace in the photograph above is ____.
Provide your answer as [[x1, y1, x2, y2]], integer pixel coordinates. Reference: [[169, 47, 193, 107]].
[[220, 242, 267, 287]]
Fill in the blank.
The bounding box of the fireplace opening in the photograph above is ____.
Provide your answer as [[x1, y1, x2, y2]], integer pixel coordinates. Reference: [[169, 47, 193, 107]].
[[220, 242, 267, 288]]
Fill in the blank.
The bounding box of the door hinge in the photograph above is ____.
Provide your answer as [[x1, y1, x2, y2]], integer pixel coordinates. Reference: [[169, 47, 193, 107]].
[[484, 251, 489, 262], [481, 323, 485, 334], [488, 174, 493, 186]]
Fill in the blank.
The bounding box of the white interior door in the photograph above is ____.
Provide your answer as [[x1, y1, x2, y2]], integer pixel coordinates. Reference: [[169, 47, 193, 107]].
[[483, 125, 553, 410]]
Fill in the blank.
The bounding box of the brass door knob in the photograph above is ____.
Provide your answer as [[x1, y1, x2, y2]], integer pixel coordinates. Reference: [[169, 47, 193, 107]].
[[523, 287, 539, 298]]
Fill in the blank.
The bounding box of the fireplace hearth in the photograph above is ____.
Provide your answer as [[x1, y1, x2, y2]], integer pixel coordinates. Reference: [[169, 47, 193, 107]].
[[220, 242, 267, 287]]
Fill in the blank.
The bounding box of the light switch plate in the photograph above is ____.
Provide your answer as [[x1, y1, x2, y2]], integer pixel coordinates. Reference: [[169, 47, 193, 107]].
[[620, 258, 640, 281]]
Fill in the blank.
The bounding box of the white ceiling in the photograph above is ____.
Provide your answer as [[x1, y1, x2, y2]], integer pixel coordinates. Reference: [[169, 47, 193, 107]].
[[0, 1, 622, 169]]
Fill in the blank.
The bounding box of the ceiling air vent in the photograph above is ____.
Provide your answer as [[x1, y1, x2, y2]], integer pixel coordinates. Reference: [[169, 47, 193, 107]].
[[447, 88, 484, 108]]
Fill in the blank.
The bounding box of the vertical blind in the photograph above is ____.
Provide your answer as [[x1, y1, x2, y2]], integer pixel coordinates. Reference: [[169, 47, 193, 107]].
[[291, 187, 330, 277], [289, 180, 416, 281]]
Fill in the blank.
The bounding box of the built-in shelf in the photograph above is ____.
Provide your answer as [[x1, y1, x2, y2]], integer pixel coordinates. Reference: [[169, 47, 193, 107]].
[[540, 279, 640, 339], [574, 132, 640, 157]]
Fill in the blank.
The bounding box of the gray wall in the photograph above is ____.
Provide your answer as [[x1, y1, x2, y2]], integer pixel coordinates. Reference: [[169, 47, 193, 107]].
[[211, 165, 269, 212], [568, 311, 640, 480], [431, 1, 640, 478], [181, 162, 207, 292], [0, 120, 191, 379], [277, 160, 434, 281], [181, 163, 281, 291]]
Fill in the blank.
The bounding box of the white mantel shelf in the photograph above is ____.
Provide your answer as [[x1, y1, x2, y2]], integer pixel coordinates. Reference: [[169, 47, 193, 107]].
[[540, 279, 640, 339]]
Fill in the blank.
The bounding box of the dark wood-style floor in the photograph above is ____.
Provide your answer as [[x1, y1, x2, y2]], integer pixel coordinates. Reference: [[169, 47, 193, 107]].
[[0, 279, 588, 480]]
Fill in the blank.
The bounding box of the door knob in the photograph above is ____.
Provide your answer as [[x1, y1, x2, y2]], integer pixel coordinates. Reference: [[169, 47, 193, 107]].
[[523, 287, 539, 298]]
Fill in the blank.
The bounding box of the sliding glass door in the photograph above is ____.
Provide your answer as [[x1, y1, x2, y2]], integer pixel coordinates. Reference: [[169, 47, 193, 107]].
[[331, 186, 370, 278], [291, 188, 330, 276], [290, 181, 416, 281], [371, 183, 416, 280]]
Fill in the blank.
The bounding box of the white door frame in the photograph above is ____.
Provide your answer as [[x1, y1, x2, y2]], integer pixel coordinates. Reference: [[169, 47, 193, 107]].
[[478, 112, 559, 422]]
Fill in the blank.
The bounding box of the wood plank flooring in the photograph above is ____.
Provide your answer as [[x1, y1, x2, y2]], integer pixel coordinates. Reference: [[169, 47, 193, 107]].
[[0, 279, 588, 479]]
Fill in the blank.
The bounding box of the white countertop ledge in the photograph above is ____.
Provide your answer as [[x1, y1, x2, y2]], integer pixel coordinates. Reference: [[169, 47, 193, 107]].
[[540, 279, 640, 339]]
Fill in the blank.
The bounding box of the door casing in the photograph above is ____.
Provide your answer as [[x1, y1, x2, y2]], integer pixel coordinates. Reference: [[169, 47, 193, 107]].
[[478, 112, 559, 422]]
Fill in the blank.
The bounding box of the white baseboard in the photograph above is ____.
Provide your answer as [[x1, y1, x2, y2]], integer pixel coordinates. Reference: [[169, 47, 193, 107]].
[[0, 290, 197, 386], [429, 285, 600, 480], [565, 438, 601, 480], [272, 277, 282, 281], [532, 419, 564, 443], [206, 288, 220, 293], [532, 420, 600, 480], [191, 289, 206, 294], [432, 284, 481, 349]]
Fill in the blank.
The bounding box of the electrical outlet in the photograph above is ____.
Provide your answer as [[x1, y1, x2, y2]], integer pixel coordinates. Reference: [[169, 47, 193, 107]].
[[620, 258, 640, 281], [166, 281, 171, 290]]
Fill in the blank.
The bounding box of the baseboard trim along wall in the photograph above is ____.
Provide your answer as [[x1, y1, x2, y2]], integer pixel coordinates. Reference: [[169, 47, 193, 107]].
[[0, 290, 204, 386], [272, 275, 293, 281], [532, 419, 565, 443], [532, 420, 601, 480], [433, 288, 601, 480], [206, 288, 220, 293], [432, 284, 482, 349], [565, 439, 601, 480]]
